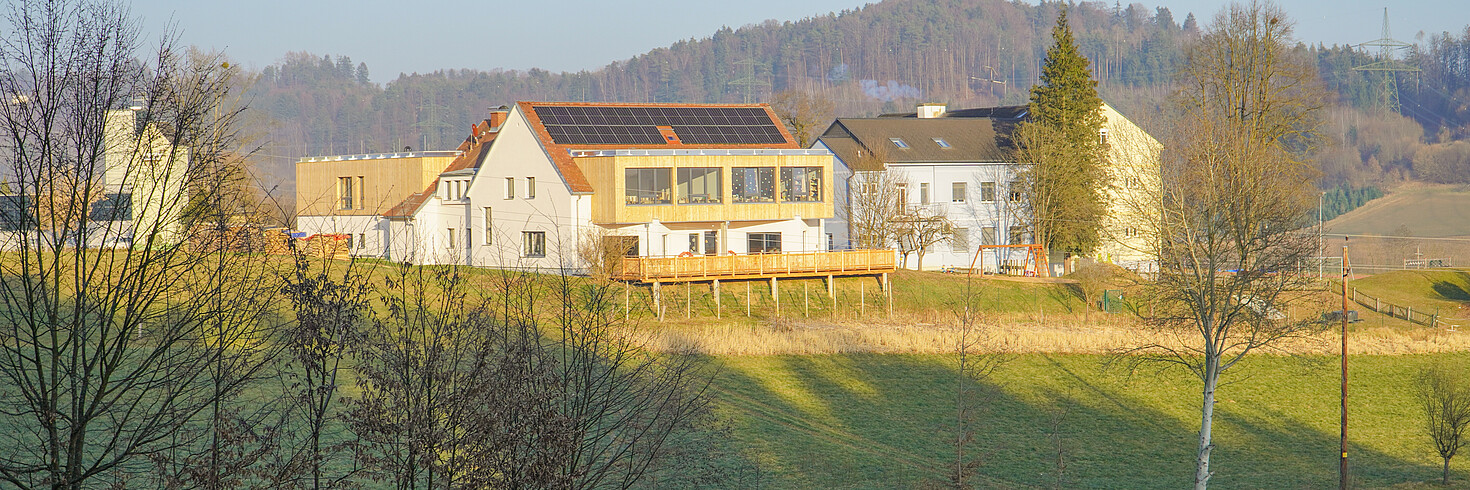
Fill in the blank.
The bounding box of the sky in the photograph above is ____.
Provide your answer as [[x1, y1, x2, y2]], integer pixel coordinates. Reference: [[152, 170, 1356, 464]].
[[125, 0, 1466, 84]]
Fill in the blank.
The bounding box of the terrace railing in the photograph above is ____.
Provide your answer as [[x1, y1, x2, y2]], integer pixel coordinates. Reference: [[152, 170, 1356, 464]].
[[613, 249, 896, 283]]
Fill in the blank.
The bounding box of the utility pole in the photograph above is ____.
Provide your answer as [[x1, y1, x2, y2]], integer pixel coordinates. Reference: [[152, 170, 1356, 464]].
[[1353, 8, 1420, 113], [1319, 191, 1326, 279], [1340, 236, 1350, 490]]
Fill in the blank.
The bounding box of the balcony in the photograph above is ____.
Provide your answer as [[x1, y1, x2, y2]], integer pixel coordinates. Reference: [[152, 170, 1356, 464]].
[[612, 249, 896, 283]]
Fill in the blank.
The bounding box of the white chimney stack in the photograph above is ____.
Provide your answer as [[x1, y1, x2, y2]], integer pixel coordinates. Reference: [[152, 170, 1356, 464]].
[[917, 103, 947, 119]]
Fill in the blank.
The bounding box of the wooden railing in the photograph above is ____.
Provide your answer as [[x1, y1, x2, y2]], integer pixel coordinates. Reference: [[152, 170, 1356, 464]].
[[613, 249, 897, 283]]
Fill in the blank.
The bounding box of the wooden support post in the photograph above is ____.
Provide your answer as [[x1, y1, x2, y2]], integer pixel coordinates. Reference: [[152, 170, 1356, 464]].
[[804, 282, 809, 318], [773, 277, 780, 317], [881, 272, 889, 293], [746, 281, 751, 317], [686, 281, 691, 319], [828, 275, 836, 317], [713, 280, 721, 319], [654, 282, 663, 322]]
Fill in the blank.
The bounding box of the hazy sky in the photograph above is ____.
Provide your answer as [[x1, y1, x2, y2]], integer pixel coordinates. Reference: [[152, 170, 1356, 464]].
[[125, 0, 1464, 84]]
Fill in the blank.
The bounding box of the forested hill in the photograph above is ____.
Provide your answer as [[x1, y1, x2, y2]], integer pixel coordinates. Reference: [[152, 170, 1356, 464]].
[[244, 0, 1470, 206], [247, 0, 1193, 188]]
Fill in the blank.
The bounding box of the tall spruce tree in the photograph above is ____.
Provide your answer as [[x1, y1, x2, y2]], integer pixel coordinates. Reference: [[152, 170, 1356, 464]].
[[1014, 6, 1107, 275]]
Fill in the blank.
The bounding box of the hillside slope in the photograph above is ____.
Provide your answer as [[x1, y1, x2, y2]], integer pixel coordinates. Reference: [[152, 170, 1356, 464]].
[[1324, 185, 1470, 238]]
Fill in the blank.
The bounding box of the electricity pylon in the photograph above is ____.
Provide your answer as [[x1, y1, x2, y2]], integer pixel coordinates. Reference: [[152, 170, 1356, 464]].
[[1353, 8, 1420, 113]]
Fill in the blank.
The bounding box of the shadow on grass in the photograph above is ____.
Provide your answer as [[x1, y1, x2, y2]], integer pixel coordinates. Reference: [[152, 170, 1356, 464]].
[[707, 354, 1442, 489]]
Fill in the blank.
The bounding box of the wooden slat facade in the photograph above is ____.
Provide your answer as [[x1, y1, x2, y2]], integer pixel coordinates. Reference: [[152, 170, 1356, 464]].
[[613, 249, 896, 283]]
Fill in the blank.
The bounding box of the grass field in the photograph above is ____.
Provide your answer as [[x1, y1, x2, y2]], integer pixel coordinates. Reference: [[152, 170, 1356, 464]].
[[1350, 269, 1470, 320], [1325, 184, 1470, 238], [710, 353, 1470, 489]]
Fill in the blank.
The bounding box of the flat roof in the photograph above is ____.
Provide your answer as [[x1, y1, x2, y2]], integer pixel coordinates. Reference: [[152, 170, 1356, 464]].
[[298, 150, 462, 163]]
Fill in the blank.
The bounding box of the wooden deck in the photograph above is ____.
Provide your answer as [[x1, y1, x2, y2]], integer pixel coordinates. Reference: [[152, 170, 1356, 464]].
[[613, 249, 896, 283]]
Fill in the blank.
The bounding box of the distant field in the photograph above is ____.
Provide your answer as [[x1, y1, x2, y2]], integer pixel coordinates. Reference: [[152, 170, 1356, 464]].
[[1325, 184, 1470, 237], [711, 353, 1470, 489]]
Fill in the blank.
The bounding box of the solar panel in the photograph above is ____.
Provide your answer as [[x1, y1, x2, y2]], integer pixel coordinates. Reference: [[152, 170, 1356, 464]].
[[532, 105, 788, 146]]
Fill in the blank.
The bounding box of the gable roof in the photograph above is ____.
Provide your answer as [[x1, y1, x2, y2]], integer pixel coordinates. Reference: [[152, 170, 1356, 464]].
[[382, 119, 498, 218], [818, 107, 1026, 170], [516, 102, 800, 194]]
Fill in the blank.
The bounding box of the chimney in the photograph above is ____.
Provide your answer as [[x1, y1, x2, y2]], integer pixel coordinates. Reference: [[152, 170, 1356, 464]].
[[488, 105, 510, 130], [917, 103, 947, 119]]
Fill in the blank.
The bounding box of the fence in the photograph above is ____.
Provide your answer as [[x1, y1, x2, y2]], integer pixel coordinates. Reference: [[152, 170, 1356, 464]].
[[614, 249, 897, 283], [1343, 285, 1468, 330]]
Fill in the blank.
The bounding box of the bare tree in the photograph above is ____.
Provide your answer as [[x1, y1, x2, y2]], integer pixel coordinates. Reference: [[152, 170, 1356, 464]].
[[896, 209, 953, 271], [0, 0, 271, 487], [847, 167, 905, 251], [933, 274, 1007, 489], [1416, 362, 1470, 486], [769, 89, 835, 148], [277, 256, 369, 489], [1117, 2, 1326, 488]]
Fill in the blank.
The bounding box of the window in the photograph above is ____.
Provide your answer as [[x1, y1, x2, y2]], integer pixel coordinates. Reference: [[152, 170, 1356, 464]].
[[1008, 184, 1022, 202], [88, 193, 132, 221], [889, 137, 909, 149], [1124, 227, 1138, 238], [688, 233, 699, 253], [526, 177, 536, 199], [781, 167, 822, 202], [625, 168, 672, 205], [919, 183, 930, 205], [677, 167, 721, 204], [483, 207, 493, 244], [826, 233, 834, 251], [1008, 226, 1026, 245], [731, 167, 776, 203], [895, 183, 909, 213], [951, 182, 966, 203], [522, 231, 546, 257], [447, 228, 457, 249], [952, 228, 969, 252], [345, 234, 353, 250], [1099, 128, 1109, 146], [980, 182, 996, 202], [505, 177, 515, 199], [981, 227, 997, 246], [933, 138, 952, 148], [358, 233, 365, 249], [747, 232, 781, 254], [339, 177, 354, 210], [703, 231, 718, 255], [356, 176, 364, 208], [465, 228, 472, 249]]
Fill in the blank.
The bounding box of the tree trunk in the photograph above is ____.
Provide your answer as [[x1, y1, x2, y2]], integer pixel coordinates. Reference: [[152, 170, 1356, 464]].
[[1196, 359, 1219, 489], [1445, 456, 1451, 486]]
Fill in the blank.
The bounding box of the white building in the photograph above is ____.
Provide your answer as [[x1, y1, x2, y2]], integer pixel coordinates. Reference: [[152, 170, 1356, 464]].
[[816, 102, 1160, 273]]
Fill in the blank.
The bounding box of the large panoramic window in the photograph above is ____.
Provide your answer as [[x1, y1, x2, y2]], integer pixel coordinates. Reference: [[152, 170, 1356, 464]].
[[731, 167, 776, 203], [781, 167, 822, 202], [625, 168, 672, 205], [677, 167, 721, 204], [747, 232, 781, 254]]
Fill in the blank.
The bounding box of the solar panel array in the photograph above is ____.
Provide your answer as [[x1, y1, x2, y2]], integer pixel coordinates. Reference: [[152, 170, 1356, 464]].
[[533, 105, 788, 145]]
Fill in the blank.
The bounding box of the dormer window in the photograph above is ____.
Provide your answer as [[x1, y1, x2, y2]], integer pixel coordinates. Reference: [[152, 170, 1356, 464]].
[[933, 138, 951, 149], [1099, 128, 1109, 146], [889, 138, 909, 149]]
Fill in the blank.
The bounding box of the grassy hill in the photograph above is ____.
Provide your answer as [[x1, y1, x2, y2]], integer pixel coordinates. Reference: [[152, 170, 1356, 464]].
[[1325, 185, 1470, 238], [711, 353, 1469, 489], [1349, 269, 1470, 319]]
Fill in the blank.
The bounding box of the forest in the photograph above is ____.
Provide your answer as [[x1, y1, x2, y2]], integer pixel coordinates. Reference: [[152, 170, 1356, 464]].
[[235, 0, 1470, 214]]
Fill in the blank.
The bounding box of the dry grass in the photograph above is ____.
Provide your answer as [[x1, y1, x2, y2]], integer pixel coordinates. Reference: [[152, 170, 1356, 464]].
[[633, 315, 1470, 356]]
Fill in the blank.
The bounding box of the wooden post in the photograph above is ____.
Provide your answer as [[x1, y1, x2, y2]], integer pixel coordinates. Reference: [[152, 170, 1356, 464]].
[[713, 280, 721, 319], [804, 282, 809, 318], [828, 275, 836, 316], [746, 281, 751, 317], [654, 282, 663, 322], [686, 281, 691, 319], [773, 277, 780, 317]]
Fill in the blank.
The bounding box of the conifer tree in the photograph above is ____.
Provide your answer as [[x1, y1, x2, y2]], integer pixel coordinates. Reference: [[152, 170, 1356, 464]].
[[1014, 6, 1107, 275]]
